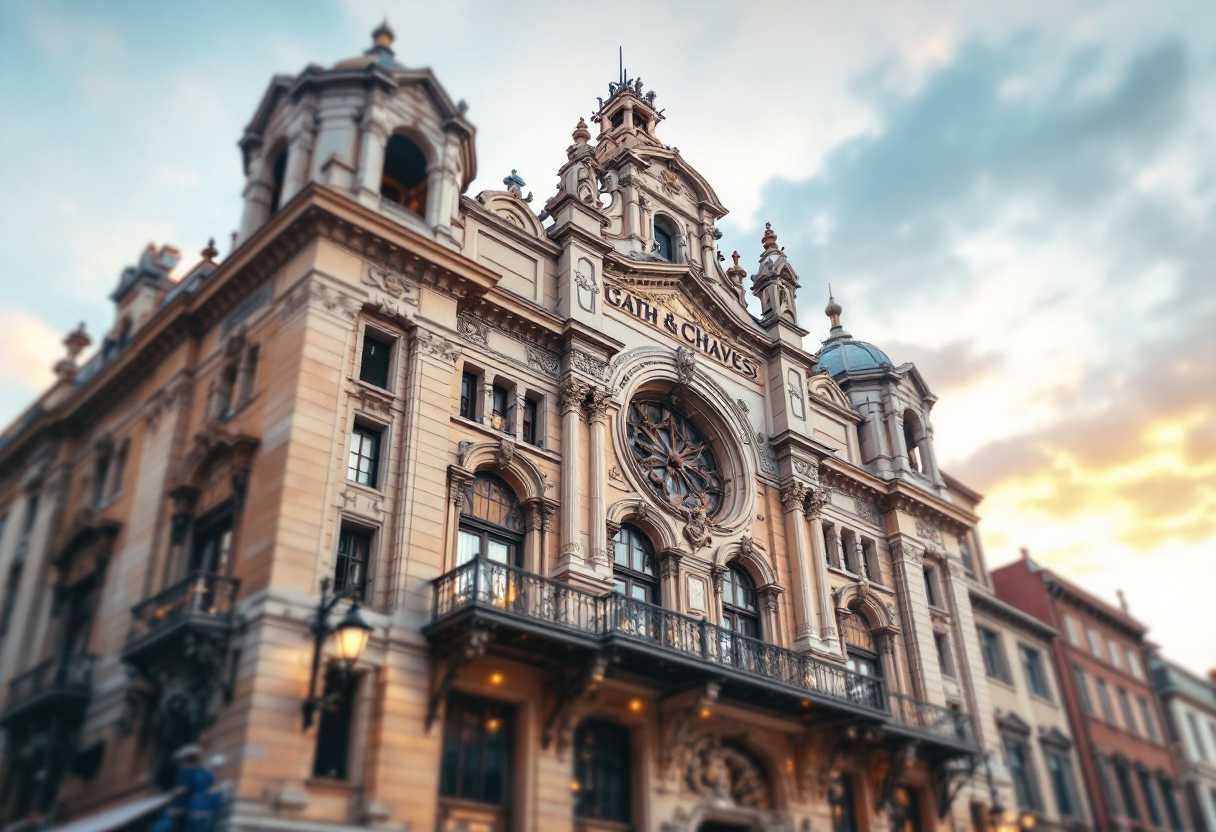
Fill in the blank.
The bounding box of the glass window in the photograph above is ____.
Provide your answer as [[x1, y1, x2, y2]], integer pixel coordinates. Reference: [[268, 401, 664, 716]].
[[440, 694, 513, 805], [1137, 768, 1162, 827], [889, 787, 923, 832], [459, 371, 478, 419], [721, 564, 760, 638], [1139, 697, 1160, 743], [189, 506, 233, 574], [923, 568, 938, 607], [348, 424, 382, 488], [491, 385, 510, 431], [830, 772, 858, 832], [1117, 687, 1138, 736], [312, 669, 357, 780], [1188, 711, 1209, 761], [380, 134, 428, 215], [1063, 615, 1080, 647], [844, 612, 882, 681], [1072, 666, 1094, 715], [458, 475, 524, 567], [653, 219, 674, 261], [1086, 627, 1103, 659], [573, 718, 631, 823], [978, 627, 1010, 683], [958, 537, 975, 577], [935, 633, 955, 678], [1096, 678, 1116, 724], [840, 529, 858, 573], [611, 525, 657, 603], [21, 493, 39, 539], [359, 330, 392, 388], [1020, 645, 1051, 700], [1106, 638, 1122, 670], [0, 562, 21, 637], [861, 540, 881, 584], [335, 526, 372, 600], [522, 398, 538, 445], [1094, 752, 1119, 815], [267, 149, 287, 216], [1045, 751, 1077, 818], [1127, 649, 1144, 680], [1113, 757, 1140, 820], [1004, 737, 1040, 811], [1159, 776, 1184, 831]]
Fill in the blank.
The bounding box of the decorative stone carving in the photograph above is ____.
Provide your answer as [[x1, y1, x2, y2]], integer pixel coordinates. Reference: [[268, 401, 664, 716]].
[[574, 258, 599, 313], [456, 440, 475, 467], [608, 465, 627, 486], [779, 481, 807, 514], [792, 456, 820, 484], [571, 349, 610, 380], [890, 543, 923, 566], [583, 386, 612, 424], [680, 494, 714, 550], [362, 266, 421, 306], [804, 487, 829, 519], [674, 347, 696, 386], [557, 376, 590, 415], [915, 519, 942, 543], [496, 437, 515, 469], [852, 496, 881, 527], [686, 736, 773, 809], [758, 586, 780, 614], [415, 329, 461, 364], [280, 278, 355, 323], [659, 551, 682, 579], [456, 314, 489, 347]]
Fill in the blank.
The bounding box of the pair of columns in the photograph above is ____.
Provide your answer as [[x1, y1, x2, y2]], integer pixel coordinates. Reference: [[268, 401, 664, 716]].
[[557, 377, 613, 580], [779, 481, 840, 655]]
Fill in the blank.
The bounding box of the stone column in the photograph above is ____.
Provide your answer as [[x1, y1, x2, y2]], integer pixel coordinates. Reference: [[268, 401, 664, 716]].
[[237, 167, 273, 243], [424, 161, 445, 229], [521, 498, 545, 574], [658, 549, 682, 611], [922, 424, 945, 488], [355, 118, 389, 208], [281, 116, 316, 204], [446, 470, 472, 569], [556, 377, 589, 570], [804, 488, 839, 652], [758, 585, 784, 647], [885, 395, 909, 473], [779, 481, 816, 652], [480, 381, 495, 428], [584, 388, 611, 568]]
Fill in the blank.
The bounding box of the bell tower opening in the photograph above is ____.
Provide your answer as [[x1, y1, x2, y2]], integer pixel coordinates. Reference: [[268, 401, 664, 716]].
[[267, 148, 288, 216], [380, 134, 428, 216]]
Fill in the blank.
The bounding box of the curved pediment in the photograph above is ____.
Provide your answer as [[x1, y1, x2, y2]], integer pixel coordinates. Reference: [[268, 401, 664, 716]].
[[475, 191, 547, 240], [807, 370, 853, 411]]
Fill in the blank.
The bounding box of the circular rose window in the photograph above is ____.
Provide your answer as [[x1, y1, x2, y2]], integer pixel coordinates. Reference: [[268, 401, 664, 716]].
[[626, 400, 723, 516]]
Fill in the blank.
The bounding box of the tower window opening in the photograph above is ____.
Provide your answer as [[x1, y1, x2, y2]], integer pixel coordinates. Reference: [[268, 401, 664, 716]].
[[903, 410, 924, 473], [267, 149, 288, 217], [653, 217, 676, 262], [610, 110, 624, 130], [380, 134, 429, 216]]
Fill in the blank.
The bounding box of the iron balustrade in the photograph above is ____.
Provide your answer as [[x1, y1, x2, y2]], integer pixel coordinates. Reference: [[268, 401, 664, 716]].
[[6, 652, 96, 710], [432, 557, 887, 714], [888, 690, 975, 745], [128, 571, 240, 645]]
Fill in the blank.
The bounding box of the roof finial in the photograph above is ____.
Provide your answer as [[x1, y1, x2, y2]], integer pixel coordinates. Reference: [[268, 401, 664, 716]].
[[726, 250, 746, 285], [761, 221, 778, 252], [824, 287, 849, 340], [572, 117, 591, 145], [1116, 589, 1130, 614], [372, 19, 395, 50], [201, 237, 218, 264]]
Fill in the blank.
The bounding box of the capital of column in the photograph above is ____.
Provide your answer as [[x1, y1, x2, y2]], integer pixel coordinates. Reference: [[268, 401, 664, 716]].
[[658, 548, 683, 578], [558, 376, 591, 416], [583, 385, 612, 424], [803, 487, 829, 520], [779, 481, 807, 514]]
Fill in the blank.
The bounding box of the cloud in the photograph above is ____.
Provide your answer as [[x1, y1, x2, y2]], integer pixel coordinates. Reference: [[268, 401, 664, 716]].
[[883, 339, 1003, 394], [0, 311, 61, 426]]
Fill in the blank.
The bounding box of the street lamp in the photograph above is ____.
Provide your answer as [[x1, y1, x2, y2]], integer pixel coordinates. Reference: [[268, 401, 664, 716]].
[[303, 577, 374, 728]]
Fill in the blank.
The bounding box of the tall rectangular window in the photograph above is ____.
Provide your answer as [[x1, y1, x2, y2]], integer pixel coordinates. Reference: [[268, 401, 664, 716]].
[[1139, 697, 1160, 743], [21, 493, 39, 541], [1004, 737, 1040, 811], [348, 424, 382, 488], [440, 694, 514, 807], [1127, 649, 1144, 680], [189, 507, 234, 574], [923, 567, 939, 607], [935, 632, 955, 678], [823, 525, 840, 568], [1044, 751, 1077, 818], [490, 384, 510, 431], [978, 626, 1010, 683], [1096, 678, 1116, 724], [312, 669, 357, 780], [830, 772, 858, 832], [1086, 626, 1103, 659], [1113, 758, 1140, 820], [1063, 614, 1080, 647], [459, 371, 478, 419], [1117, 687, 1138, 736], [861, 540, 881, 584], [521, 397, 538, 446], [0, 563, 22, 637], [1188, 711, 1210, 761], [573, 719, 632, 823], [359, 330, 392, 388], [1159, 776, 1184, 831], [335, 526, 372, 601], [958, 536, 975, 577], [840, 529, 858, 574], [1137, 768, 1162, 827], [1020, 645, 1052, 700], [1106, 638, 1123, 670], [1073, 666, 1094, 714], [889, 787, 923, 832], [1094, 752, 1119, 815]]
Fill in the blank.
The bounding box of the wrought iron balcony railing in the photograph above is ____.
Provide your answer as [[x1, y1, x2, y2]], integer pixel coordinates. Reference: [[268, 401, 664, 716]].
[[126, 571, 240, 652], [2, 652, 95, 723], [430, 558, 976, 752]]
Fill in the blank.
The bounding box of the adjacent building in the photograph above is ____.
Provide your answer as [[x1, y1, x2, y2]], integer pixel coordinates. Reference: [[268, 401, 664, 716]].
[[1151, 655, 1216, 832], [993, 554, 1190, 832]]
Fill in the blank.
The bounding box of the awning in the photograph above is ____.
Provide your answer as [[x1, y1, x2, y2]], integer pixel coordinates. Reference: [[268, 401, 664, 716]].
[[50, 794, 173, 832]]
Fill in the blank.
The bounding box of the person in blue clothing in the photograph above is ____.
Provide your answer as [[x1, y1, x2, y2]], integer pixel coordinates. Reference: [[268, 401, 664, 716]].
[[152, 745, 219, 832]]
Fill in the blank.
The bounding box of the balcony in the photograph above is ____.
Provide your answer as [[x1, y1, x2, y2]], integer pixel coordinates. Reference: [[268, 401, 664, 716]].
[[0, 652, 96, 727], [122, 571, 240, 670], [426, 558, 976, 757]]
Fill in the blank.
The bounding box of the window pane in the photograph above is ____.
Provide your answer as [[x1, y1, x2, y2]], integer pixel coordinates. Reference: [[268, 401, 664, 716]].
[[359, 332, 392, 388], [440, 695, 514, 805], [574, 719, 632, 822], [830, 773, 857, 832], [1046, 753, 1075, 817], [486, 540, 510, 564], [312, 670, 356, 779], [457, 531, 481, 565]]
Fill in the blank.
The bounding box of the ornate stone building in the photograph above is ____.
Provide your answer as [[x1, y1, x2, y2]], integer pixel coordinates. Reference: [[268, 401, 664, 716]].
[[0, 26, 1039, 832]]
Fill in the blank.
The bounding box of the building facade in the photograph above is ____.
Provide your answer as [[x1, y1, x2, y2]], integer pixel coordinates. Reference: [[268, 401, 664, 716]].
[[0, 26, 1045, 832], [992, 556, 1190, 832], [1150, 656, 1216, 832]]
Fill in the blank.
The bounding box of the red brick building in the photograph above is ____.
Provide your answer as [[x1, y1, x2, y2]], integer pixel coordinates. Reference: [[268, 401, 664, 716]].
[[992, 554, 1191, 832]]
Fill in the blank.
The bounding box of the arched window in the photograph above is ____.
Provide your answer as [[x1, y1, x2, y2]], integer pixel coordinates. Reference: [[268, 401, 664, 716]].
[[903, 410, 924, 473], [267, 149, 288, 217], [721, 564, 760, 638], [457, 475, 523, 567], [611, 525, 657, 603], [843, 609, 882, 679], [381, 134, 429, 216], [652, 216, 677, 262]]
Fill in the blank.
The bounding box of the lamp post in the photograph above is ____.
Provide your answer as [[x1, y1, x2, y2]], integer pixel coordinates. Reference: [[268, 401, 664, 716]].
[[302, 577, 373, 728]]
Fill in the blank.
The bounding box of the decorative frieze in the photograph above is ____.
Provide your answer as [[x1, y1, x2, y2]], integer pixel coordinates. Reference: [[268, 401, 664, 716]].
[[570, 349, 609, 381], [415, 329, 461, 364], [915, 519, 942, 543]]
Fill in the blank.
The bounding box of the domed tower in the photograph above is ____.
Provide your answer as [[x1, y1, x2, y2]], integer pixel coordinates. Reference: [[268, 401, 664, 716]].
[[815, 294, 945, 492], [236, 23, 476, 246]]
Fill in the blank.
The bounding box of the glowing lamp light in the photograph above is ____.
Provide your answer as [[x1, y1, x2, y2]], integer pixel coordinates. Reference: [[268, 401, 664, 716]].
[[489, 672, 504, 686], [332, 604, 373, 671], [628, 699, 644, 713]]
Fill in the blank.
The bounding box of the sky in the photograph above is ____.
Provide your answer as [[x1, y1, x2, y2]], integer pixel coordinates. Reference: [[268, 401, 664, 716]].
[[0, 1, 1213, 675]]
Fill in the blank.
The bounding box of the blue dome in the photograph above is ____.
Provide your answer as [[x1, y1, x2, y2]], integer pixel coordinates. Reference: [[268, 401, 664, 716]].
[[816, 339, 893, 378]]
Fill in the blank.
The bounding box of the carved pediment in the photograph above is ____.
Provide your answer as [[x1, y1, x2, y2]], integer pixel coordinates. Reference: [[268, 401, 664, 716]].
[[475, 191, 546, 240], [807, 371, 853, 411], [996, 709, 1033, 736]]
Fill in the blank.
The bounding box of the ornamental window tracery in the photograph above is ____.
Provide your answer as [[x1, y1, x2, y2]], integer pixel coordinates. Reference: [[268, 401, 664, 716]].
[[626, 400, 722, 517]]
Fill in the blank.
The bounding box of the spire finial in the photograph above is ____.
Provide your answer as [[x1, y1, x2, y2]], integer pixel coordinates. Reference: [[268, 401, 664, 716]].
[[824, 288, 849, 340], [761, 222, 778, 251], [372, 19, 395, 51], [201, 237, 218, 264], [726, 250, 746, 285], [572, 117, 591, 145]]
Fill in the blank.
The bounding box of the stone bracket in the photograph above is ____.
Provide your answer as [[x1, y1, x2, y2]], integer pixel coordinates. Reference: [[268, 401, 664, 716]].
[[932, 752, 979, 819], [542, 650, 613, 755], [426, 624, 492, 730], [873, 738, 919, 814]]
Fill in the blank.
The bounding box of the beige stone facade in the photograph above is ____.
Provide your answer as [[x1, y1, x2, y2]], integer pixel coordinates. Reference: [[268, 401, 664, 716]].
[[0, 27, 1032, 832]]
